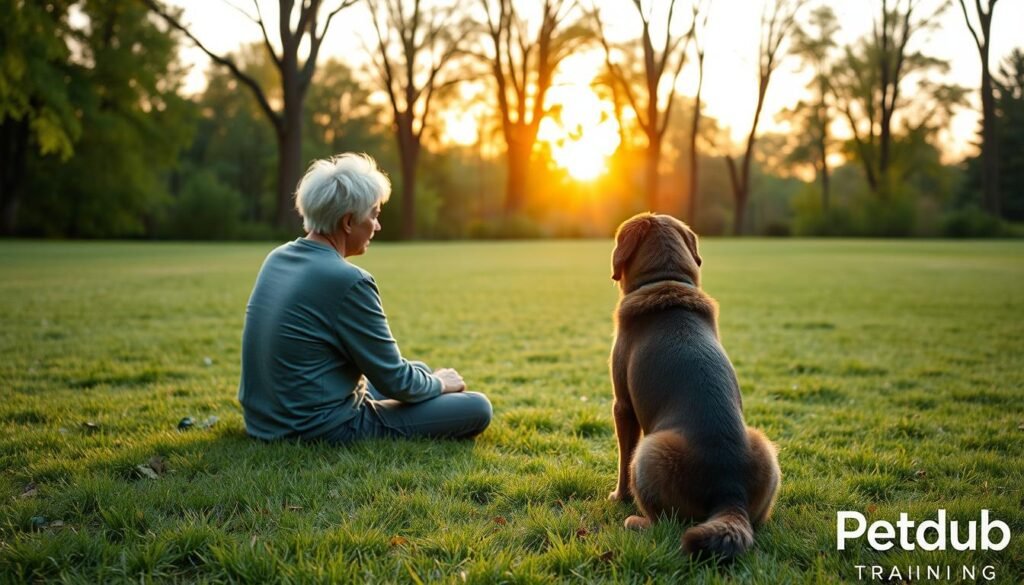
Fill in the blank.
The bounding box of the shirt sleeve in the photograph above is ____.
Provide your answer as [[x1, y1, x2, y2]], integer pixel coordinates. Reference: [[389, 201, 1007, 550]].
[[334, 276, 443, 403]]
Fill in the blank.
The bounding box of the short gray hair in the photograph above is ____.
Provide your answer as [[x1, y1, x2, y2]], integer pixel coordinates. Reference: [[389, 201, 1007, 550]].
[[294, 153, 391, 234]]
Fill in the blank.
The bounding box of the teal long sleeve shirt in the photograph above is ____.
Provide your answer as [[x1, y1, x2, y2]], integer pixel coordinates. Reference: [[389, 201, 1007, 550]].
[[238, 238, 442, 440]]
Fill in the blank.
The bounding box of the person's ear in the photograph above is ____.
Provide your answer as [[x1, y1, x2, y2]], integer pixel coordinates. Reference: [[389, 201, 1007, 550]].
[[340, 213, 354, 234]]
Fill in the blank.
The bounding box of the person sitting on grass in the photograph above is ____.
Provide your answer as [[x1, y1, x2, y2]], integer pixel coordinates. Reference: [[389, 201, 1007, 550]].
[[238, 153, 492, 443]]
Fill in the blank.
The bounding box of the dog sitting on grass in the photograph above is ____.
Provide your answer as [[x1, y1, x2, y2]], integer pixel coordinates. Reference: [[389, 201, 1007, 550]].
[[608, 212, 781, 561]]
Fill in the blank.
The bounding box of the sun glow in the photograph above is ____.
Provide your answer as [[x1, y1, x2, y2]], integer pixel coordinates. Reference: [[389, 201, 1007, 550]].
[[538, 55, 620, 181]]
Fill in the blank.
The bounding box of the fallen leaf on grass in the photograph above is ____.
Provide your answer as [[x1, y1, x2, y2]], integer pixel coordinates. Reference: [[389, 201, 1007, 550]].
[[914, 469, 927, 479], [576, 527, 589, 538], [136, 465, 160, 480], [599, 550, 615, 563], [866, 504, 878, 515], [285, 504, 303, 512], [20, 482, 38, 498], [390, 536, 409, 547], [492, 516, 507, 526]]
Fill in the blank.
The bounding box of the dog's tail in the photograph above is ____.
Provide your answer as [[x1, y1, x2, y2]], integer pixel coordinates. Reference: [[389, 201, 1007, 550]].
[[682, 505, 754, 561]]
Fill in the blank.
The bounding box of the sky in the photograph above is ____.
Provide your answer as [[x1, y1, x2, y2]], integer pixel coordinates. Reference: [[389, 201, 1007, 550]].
[[165, 0, 1024, 164]]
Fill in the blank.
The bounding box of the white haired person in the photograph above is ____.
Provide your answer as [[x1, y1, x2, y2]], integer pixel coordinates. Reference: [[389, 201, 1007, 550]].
[[238, 153, 492, 442]]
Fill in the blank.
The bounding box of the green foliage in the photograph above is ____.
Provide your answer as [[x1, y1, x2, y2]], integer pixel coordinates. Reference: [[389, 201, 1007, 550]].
[[941, 206, 1006, 238], [15, 0, 194, 237], [0, 0, 80, 160], [1, 240, 1022, 582], [157, 169, 243, 240], [183, 44, 278, 226]]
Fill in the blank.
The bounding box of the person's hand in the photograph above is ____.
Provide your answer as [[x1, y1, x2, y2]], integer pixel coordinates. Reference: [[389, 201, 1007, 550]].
[[434, 368, 466, 393]]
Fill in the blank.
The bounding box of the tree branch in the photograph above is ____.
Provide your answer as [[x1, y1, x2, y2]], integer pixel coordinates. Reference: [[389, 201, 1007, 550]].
[[141, 0, 282, 132]]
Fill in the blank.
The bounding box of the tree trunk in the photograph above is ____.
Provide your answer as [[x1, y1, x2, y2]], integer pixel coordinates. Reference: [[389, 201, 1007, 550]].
[[687, 82, 702, 225], [820, 157, 831, 212], [879, 107, 892, 198], [275, 124, 303, 232], [724, 154, 747, 236], [644, 137, 661, 212], [0, 118, 29, 236], [275, 82, 305, 232], [980, 61, 1001, 216], [397, 116, 420, 239], [504, 130, 531, 215], [732, 187, 749, 237], [818, 109, 830, 212]]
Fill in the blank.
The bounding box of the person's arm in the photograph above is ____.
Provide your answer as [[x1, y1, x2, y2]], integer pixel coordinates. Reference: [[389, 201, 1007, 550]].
[[334, 277, 443, 402]]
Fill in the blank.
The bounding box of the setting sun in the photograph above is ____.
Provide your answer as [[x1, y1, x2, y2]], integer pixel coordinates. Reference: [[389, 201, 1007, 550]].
[[537, 55, 621, 181]]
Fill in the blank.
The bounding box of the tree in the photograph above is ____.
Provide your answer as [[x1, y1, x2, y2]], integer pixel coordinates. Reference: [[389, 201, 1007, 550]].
[[784, 4, 839, 211], [965, 48, 1024, 221], [724, 0, 807, 234], [593, 0, 696, 213], [142, 0, 358, 231], [306, 59, 385, 158], [368, 0, 465, 239], [0, 1, 80, 235], [18, 0, 194, 237], [189, 45, 278, 225], [686, 0, 711, 225], [956, 0, 1001, 215], [478, 0, 589, 216], [831, 0, 962, 199], [992, 49, 1024, 220]]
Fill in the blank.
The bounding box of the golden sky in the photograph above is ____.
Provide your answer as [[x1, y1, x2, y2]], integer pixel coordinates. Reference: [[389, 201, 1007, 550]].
[[168, 0, 1023, 171]]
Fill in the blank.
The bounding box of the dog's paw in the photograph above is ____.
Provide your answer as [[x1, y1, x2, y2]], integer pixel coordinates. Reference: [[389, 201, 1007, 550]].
[[624, 515, 651, 530], [608, 489, 631, 502]]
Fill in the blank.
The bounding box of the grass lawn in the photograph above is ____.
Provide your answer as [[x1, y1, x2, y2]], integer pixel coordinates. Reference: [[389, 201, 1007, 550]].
[[1, 238, 1022, 583]]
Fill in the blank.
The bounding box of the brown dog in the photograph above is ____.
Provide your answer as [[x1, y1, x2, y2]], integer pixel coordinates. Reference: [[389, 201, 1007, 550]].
[[608, 212, 780, 560]]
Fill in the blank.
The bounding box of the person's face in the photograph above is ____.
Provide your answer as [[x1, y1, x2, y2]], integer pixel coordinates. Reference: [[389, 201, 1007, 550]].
[[344, 202, 381, 257]]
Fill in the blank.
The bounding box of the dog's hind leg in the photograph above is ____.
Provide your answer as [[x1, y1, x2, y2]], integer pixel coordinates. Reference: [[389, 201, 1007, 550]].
[[627, 430, 702, 528], [745, 427, 781, 526]]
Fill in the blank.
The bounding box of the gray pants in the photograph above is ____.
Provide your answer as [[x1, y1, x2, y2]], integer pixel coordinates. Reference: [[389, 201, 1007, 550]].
[[326, 362, 492, 443]]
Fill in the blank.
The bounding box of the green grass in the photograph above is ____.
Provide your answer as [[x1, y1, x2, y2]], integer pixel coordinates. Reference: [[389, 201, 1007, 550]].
[[1, 238, 1022, 583]]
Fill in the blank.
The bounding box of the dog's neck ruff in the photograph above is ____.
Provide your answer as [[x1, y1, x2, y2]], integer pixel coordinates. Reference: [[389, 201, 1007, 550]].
[[629, 276, 696, 296], [617, 276, 718, 327]]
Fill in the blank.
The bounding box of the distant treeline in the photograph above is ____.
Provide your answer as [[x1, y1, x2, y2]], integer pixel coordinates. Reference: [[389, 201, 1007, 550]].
[[2, 1, 1022, 240]]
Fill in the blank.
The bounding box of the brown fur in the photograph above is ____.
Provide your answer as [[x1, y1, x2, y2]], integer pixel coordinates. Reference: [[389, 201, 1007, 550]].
[[608, 213, 781, 561]]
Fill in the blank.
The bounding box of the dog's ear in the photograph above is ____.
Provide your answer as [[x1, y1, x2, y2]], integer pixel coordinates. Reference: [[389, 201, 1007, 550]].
[[612, 214, 653, 280], [676, 222, 702, 267]]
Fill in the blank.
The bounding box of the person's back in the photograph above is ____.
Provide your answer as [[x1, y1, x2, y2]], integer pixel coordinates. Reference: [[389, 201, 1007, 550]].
[[240, 238, 368, 440]]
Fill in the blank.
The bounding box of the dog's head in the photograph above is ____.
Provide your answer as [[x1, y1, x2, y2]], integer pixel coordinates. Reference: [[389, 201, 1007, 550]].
[[611, 213, 702, 290]]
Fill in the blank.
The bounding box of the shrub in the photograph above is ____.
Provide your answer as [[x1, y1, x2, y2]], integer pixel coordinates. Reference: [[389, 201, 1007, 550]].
[[160, 171, 243, 240], [941, 206, 1005, 238]]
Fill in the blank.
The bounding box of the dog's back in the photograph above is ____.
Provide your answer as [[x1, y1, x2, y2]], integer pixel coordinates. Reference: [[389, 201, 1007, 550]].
[[615, 295, 752, 513]]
